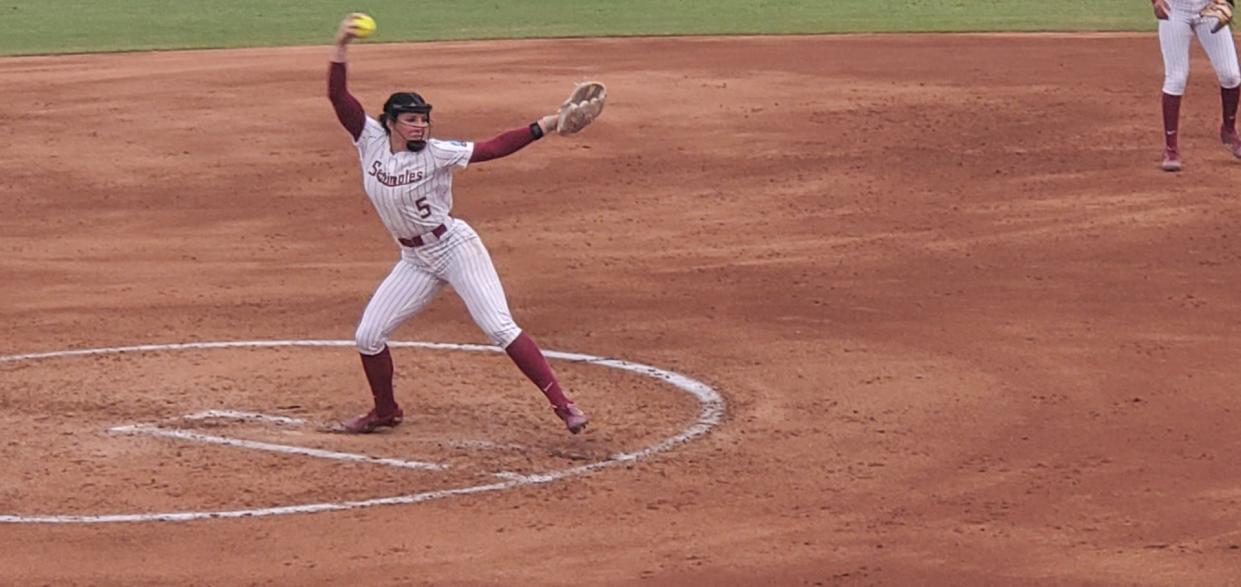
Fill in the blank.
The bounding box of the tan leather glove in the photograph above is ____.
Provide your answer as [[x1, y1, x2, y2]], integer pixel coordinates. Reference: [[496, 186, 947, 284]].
[[1203, 0, 1235, 33], [556, 82, 607, 136]]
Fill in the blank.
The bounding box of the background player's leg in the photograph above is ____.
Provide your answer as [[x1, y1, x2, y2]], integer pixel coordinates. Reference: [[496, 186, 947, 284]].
[[347, 259, 443, 431], [440, 231, 585, 430], [1159, 17, 1193, 170], [1223, 85, 1239, 134], [1194, 21, 1241, 156]]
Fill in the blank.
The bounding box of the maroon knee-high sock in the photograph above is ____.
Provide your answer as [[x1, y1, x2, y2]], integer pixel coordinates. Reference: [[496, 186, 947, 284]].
[[1163, 92, 1182, 149], [359, 346, 398, 413], [504, 332, 571, 408], [1222, 86, 1239, 133]]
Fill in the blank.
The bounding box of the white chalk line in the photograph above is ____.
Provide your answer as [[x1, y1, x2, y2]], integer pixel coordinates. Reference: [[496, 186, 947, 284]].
[[123, 420, 532, 482], [113, 410, 523, 478], [176, 407, 523, 449], [434, 439, 527, 451], [107, 424, 448, 472], [0, 339, 724, 524], [177, 409, 527, 451], [181, 410, 305, 425]]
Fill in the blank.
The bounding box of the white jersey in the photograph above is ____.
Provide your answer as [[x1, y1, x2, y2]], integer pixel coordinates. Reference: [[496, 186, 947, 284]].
[[354, 116, 474, 241], [1169, 0, 1213, 12]]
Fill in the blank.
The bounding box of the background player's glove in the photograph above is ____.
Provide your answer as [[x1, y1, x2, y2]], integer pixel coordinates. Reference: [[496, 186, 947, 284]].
[[556, 81, 607, 136], [1203, 0, 1234, 33]]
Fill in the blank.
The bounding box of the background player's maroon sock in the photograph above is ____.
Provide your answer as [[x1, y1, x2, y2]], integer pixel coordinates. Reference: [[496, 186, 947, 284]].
[[359, 346, 398, 413], [1163, 92, 1182, 149], [505, 332, 571, 408], [1222, 86, 1239, 133]]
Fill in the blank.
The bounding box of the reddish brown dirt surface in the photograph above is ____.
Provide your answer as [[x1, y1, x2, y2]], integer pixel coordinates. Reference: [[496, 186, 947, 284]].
[[3, 34, 1241, 586]]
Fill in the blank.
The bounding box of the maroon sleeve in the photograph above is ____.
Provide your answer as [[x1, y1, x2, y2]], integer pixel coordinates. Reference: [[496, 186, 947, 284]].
[[470, 125, 542, 163], [328, 62, 366, 141]]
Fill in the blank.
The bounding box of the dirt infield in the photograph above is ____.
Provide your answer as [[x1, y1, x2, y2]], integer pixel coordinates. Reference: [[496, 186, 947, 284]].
[[3, 33, 1241, 585]]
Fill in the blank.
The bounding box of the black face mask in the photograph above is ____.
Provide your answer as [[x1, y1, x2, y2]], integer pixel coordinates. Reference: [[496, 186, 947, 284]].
[[378, 115, 429, 152], [382, 91, 433, 153]]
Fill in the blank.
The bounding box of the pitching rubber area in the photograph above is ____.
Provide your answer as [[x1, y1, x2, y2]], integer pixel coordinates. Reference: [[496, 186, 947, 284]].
[[0, 340, 724, 524]]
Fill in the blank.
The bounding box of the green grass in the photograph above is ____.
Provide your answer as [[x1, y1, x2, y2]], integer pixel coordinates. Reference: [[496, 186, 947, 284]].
[[0, 1, 1157, 57]]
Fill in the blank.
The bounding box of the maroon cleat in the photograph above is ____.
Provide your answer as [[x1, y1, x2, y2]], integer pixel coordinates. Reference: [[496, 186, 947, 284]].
[[554, 403, 589, 434], [1221, 127, 1241, 159], [1161, 146, 1182, 172], [340, 406, 404, 434]]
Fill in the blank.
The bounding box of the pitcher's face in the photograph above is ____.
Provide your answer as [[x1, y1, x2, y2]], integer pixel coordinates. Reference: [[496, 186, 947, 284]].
[[393, 112, 430, 142]]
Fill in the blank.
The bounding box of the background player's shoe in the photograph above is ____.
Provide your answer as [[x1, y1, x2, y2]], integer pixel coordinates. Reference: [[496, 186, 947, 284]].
[[1221, 128, 1241, 159], [340, 405, 404, 433], [554, 403, 589, 434], [1161, 147, 1182, 172]]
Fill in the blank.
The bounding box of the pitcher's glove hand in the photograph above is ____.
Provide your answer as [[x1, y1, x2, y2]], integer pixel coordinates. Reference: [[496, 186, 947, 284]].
[[1203, 0, 1234, 33], [556, 81, 607, 136]]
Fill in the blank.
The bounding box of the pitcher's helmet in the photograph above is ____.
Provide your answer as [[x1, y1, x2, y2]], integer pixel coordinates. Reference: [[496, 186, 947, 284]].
[[380, 92, 432, 151]]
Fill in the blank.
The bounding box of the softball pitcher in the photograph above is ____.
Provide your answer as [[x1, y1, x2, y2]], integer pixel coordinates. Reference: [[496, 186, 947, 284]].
[[327, 14, 605, 434], [1154, 0, 1241, 171]]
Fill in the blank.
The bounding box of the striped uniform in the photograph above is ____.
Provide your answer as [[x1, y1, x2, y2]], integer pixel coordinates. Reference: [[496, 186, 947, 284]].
[[325, 56, 585, 435], [351, 116, 520, 354], [1159, 0, 1241, 95]]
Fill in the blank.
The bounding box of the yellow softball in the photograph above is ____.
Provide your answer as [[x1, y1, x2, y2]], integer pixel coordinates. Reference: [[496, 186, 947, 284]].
[[352, 14, 376, 38]]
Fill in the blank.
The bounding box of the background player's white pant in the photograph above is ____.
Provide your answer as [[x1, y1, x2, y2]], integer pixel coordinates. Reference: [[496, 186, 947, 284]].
[[355, 220, 522, 354], [1159, 8, 1241, 95]]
